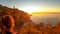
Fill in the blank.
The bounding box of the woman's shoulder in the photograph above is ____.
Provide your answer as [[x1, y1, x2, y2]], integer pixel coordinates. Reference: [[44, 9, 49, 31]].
[[5, 31, 18, 34]]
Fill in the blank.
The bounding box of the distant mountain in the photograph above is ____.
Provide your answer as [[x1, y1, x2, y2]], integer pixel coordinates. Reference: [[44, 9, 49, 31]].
[[32, 12, 60, 14]]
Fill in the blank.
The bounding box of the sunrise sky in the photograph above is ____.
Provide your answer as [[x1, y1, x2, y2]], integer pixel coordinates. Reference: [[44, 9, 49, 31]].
[[0, 0, 60, 13]]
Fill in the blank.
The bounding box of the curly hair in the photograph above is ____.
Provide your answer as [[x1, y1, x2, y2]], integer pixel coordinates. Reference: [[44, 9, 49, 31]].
[[2, 15, 14, 30]]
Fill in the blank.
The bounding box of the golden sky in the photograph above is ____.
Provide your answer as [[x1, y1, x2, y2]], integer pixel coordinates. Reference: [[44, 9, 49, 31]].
[[0, 0, 60, 14]]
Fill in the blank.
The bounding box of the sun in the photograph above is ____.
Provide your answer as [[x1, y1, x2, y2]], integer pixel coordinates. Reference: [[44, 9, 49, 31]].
[[20, 6, 40, 14]]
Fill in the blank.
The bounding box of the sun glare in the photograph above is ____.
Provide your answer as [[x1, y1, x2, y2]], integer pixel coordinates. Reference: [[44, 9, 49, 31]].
[[20, 6, 40, 14], [20, 6, 60, 14]]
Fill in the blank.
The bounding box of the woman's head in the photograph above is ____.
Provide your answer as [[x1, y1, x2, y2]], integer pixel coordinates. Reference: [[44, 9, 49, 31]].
[[2, 15, 15, 30]]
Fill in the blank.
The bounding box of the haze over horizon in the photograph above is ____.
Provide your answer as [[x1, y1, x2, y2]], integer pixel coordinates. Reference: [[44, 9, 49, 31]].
[[30, 14, 60, 26]]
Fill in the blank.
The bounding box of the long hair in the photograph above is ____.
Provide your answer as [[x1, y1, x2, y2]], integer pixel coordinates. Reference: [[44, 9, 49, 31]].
[[2, 15, 15, 34]]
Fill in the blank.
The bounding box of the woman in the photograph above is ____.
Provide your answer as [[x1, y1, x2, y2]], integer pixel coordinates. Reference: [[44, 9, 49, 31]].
[[1, 15, 17, 34]]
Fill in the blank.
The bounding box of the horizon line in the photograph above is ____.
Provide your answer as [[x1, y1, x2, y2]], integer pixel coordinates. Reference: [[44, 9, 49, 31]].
[[32, 12, 60, 14]]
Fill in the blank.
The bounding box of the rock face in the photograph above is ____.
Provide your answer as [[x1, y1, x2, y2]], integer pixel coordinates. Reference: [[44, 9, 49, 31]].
[[0, 4, 31, 33]]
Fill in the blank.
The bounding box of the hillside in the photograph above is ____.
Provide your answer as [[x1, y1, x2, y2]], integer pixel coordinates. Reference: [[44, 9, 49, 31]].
[[0, 4, 32, 32]]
